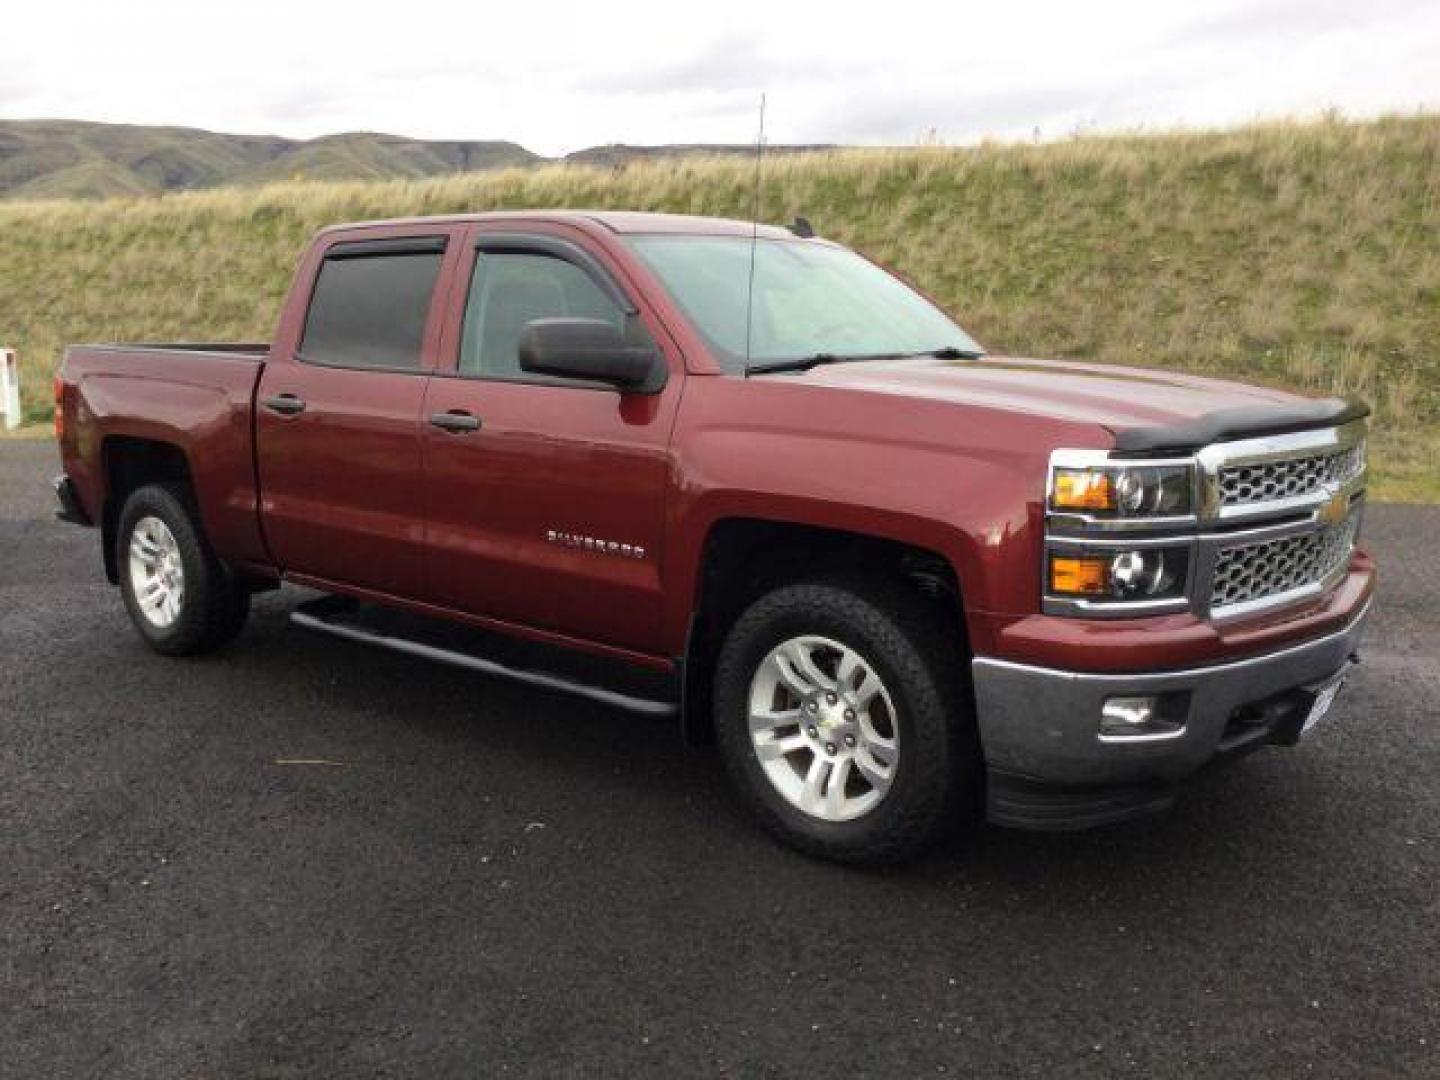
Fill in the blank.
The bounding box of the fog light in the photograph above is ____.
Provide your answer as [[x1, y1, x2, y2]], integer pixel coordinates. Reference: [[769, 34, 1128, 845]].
[[1099, 695, 1185, 741]]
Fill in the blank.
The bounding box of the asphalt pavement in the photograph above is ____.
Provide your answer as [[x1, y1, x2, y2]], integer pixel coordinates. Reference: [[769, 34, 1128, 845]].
[[2, 438, 1436, 1078]]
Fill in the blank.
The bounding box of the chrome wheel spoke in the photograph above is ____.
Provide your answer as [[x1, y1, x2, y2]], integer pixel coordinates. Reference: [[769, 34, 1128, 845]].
[[836, 647, 865, 691], [864, 732, 897, 765], [854, 746, 895, 792], [775, 640, 832, 695], [837, 645, 886, 708], [755, 731, 809, 762], [824, 756, 853, 817], [853, 676, 882, 708], [749, 706, 801, 734], [800, 755, 831, 813]]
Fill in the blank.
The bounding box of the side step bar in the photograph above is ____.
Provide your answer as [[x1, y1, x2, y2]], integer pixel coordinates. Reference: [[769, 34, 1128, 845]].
[[290, 598, 678, 719]]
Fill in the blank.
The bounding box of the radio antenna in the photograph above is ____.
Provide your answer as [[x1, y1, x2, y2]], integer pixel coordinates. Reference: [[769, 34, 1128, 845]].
[[743, 92, 766, 375]]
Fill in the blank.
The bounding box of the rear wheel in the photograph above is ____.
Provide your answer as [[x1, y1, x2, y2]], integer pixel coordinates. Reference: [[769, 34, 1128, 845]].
[[714, 577, 978, 864], [117, 483, 250, 656]]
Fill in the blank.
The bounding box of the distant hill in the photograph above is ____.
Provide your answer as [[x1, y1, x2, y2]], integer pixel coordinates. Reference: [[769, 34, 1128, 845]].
[[563, 143, 835, 167], [0, 119, 837, 200], [0, 120, 540, 199]]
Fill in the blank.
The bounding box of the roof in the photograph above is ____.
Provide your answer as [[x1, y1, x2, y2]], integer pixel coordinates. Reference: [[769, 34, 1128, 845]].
[[322, 209, 797, 240], [580, 211, 795, 238]]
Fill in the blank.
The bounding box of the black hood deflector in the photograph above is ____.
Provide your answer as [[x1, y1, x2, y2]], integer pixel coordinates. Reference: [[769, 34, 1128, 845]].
[[1110, 397, 1369, 455]]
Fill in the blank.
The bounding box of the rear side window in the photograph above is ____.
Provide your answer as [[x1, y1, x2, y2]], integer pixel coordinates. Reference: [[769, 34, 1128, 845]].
[[301, 246, 443, 370]]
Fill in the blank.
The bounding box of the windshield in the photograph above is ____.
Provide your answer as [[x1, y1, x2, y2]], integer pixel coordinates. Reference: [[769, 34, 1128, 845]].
[[626, 236, 982, 372]]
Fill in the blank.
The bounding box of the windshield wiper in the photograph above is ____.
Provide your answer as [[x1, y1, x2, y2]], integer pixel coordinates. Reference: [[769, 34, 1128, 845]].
[[745, 352, 914, 376], [903, 345, 985, 360], [745, 345, 985, 375]]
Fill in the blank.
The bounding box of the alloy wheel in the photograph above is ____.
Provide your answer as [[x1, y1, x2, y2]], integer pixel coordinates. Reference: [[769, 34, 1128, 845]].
[[747, 634, 900, 822], [128, 516, 185, 629]]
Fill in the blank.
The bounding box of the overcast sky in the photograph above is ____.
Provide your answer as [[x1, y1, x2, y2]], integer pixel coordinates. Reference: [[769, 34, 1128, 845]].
[[3, 0, 1436, 154]]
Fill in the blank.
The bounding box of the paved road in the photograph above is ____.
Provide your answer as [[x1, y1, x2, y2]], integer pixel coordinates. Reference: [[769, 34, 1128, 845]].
[[3, 438, 1437, 1079]]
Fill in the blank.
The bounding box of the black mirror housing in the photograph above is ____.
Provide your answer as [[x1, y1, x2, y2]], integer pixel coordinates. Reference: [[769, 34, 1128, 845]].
[[518, 318, 666, 394]]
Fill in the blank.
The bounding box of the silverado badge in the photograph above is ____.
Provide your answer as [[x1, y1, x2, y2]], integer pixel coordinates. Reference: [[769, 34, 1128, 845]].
[[546, 530, 647, 560]]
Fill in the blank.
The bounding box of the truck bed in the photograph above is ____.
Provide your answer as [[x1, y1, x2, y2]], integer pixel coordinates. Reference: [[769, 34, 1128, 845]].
[[58, 341, 272, 572]]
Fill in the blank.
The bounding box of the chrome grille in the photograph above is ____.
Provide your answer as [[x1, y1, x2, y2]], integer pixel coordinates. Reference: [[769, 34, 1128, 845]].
[[1218, 442, 1364, 507], [1210, 512, 1359, 610]]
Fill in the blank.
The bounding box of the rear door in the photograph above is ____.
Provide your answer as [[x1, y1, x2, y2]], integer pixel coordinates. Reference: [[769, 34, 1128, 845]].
[[418, 225, 684, 654], [256, 230, 461, 597]]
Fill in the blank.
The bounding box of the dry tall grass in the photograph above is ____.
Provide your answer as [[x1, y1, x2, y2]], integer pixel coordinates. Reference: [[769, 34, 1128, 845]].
[[1, 112, 1436, 498]]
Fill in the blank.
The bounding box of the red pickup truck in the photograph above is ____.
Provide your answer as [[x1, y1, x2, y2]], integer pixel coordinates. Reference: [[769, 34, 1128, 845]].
[[53, 211, 1374, 863]]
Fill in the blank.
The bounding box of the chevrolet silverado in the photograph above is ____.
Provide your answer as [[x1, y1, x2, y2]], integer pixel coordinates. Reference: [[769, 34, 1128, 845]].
[[53, 211, 1374, 863]]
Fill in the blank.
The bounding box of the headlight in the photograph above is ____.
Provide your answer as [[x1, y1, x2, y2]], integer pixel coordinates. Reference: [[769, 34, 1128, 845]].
[[1048, 546, 1190, 602], [1050, 463, 1193, 517], [1044, 450, 1200, 616]]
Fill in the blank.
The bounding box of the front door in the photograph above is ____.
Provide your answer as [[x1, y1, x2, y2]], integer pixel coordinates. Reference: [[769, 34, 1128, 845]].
[[256, 232, 456, 598], [419, 228, 683, 654]]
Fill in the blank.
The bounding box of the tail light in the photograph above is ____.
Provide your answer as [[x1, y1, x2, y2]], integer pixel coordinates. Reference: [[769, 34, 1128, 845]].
[[54, 374, 66, 442]]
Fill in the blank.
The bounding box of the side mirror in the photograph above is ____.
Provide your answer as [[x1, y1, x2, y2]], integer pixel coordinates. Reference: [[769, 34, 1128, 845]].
[[518, 318, 666, 394]]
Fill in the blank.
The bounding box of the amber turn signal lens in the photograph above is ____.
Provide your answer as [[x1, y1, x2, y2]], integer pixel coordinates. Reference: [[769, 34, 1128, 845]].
[[1052, 469, 1116, 511], [1050, 555, 1111, 596]]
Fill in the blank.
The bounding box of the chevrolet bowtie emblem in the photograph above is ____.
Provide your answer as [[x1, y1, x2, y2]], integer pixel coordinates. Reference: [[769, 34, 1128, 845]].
[[1317, 488, 1350, 526]]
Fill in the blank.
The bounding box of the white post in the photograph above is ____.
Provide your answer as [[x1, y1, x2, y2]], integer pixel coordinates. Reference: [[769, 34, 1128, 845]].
[[0, 348, 20, 431]]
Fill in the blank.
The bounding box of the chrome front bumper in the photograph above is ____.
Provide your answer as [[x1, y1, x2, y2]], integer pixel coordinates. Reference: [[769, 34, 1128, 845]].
[[971, 601, 1371, 826]]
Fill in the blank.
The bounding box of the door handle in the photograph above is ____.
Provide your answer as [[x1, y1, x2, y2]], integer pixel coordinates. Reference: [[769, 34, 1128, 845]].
[[261, 393, 306, 416], [429, 410, 481, 433]]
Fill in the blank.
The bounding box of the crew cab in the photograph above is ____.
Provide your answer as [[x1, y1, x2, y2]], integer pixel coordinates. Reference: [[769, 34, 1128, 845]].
[[53, 211, 1374, 863]]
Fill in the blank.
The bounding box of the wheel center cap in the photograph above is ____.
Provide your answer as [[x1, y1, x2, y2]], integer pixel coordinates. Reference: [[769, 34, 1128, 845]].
[[810, 697, 854, 739]]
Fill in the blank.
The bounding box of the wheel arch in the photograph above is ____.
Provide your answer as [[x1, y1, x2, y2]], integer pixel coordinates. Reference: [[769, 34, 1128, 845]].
[[677, 514, 973, 746], [99, 436, 194, 584]]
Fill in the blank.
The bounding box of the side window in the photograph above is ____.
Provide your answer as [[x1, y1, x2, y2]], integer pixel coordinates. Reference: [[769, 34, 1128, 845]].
[[301, 248, 443, 370], [459, 252, 627, 379]]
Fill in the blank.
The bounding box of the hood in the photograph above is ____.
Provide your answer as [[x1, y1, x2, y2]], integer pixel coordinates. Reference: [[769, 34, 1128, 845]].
[[787, 355, 1363, 452]]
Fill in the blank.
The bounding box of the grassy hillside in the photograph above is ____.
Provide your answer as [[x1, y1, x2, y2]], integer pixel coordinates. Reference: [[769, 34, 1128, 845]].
[[0, 120, 538, 200], [1, 113, 1435, 499]]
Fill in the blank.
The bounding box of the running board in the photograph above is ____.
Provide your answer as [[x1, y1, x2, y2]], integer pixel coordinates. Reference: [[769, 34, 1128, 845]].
[[290, 598, 678, 719]]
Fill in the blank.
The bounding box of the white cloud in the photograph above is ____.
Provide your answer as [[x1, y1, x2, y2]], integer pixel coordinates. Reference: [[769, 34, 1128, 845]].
[[2, 0, 1436, 154]]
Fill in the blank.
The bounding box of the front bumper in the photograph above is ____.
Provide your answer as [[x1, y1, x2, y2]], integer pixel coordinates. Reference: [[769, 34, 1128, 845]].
[[972, 600, 1371, 829]]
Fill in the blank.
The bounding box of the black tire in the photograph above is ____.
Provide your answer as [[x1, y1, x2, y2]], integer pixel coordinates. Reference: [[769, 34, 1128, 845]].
[[713, 577, 980, 865], [116, 482, 250, 656]]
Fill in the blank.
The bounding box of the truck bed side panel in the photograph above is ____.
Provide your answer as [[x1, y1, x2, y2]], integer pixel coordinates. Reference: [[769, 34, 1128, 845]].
[[61, 346, 271, 569]]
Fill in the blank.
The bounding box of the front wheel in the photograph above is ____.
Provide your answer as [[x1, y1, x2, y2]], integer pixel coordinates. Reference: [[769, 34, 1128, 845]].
[[117, 483, 250, 656], [713, 578, 979, 864]]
